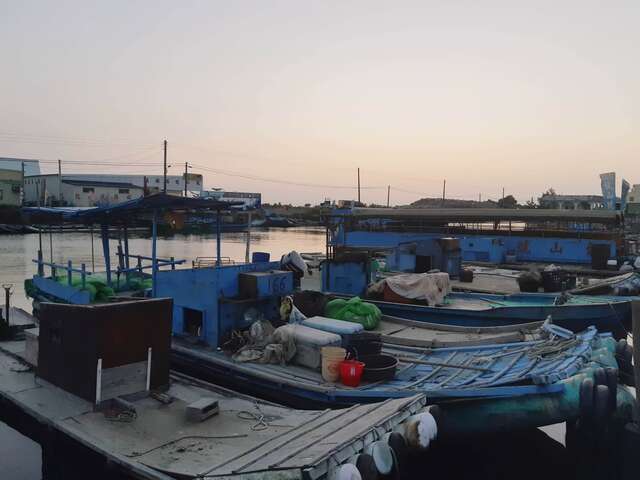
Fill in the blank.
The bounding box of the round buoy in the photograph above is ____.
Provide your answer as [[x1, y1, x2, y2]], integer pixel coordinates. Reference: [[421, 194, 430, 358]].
[[579, 377, 595, 417], [363, 441, 396, 477], [355, 453, 379, 480], [594, 367, 606, 387], [333, 463, 362, 480], [594, 384, 610, 423], [402, 410, 438, 450], [385, 432, 408, 471], [604, 367, 618, 412]]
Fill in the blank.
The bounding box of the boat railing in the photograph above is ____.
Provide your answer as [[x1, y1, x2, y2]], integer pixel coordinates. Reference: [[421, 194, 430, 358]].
[[32, 252, 92, 288], [117, 254, 186, 275], [192, 256, 235, 268]]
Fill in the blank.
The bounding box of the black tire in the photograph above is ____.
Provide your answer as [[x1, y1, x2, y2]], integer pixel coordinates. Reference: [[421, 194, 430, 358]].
[[356, 453, 380, 480], [580, 377, 595, 417], [594, 367, 606, 387]]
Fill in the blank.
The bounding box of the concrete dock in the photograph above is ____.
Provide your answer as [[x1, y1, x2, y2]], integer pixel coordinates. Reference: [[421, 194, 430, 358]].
[[0, 335, 426, 479]]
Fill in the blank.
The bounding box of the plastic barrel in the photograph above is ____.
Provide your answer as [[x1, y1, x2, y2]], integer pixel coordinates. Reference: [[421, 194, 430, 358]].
[[321, 347, 346, 382]]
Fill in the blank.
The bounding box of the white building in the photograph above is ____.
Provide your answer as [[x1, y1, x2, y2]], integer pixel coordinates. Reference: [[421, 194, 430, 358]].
[[24, 173, 203, 207]]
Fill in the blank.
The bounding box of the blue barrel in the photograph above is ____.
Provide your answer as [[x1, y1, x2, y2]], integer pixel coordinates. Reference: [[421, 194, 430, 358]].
[[252, 252, 271, 263]]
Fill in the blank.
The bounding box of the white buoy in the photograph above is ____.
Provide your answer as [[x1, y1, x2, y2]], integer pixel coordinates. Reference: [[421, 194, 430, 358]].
[[363, 440, 396, 476], [328, 463, 362, 480], [401, 410, 438, 449]]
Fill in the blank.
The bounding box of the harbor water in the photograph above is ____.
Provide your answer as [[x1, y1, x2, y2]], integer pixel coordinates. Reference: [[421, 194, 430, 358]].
[[0, 227, 571, 479]]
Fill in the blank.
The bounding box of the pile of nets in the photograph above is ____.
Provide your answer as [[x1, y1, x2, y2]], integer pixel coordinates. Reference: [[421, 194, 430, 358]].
[[55, 275, 115, 302], [324, 296, 382, 330]]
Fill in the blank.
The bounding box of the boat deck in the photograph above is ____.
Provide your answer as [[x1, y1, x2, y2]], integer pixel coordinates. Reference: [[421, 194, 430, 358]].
[[0, 339, 425, 479], [174, 326, 601, 402]]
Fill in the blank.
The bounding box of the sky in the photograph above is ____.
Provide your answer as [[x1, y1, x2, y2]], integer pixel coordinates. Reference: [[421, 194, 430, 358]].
[[1, 1, 638, 205]]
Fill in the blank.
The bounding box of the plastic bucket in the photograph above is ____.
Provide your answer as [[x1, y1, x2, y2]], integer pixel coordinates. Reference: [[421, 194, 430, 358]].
[[321, 347, 346, 382], [340, 359, 365, 387]]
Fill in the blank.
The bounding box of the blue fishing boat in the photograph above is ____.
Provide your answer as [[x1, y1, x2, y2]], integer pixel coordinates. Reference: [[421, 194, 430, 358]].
[[329, 291, 632, 340], [20, 196, 635, 435]]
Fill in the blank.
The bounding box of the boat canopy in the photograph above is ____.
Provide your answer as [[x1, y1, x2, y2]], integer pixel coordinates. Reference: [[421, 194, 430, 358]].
[[22, 193, 242, 224], [334, 207, 622, 225]]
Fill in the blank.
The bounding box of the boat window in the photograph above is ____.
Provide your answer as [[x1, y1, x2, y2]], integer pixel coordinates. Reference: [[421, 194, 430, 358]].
[[183, 308, 203, 337], [82, 187, 95, 193], [119, 188, 129, 194]]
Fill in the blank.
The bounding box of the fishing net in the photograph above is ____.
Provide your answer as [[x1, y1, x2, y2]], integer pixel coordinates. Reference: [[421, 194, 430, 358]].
[[324, 296, 381, 330]]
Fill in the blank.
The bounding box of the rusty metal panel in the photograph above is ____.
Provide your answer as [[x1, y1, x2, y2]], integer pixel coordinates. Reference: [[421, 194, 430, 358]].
[[37, 298, 172, 402]]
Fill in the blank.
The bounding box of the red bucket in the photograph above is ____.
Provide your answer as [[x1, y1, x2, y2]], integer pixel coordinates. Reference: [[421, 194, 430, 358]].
[[340, 360, 365, 387]]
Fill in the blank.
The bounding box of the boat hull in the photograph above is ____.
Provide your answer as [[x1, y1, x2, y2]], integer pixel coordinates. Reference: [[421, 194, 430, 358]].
[[339, 294, 632, 340]]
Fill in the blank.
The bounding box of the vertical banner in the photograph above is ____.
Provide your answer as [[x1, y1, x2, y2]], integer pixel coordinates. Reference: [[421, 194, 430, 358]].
[[621, 179, 630, 212], [600, 172, 616, 210]]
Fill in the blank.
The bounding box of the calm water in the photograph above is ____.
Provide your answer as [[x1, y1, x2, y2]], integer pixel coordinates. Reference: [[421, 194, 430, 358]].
[[0, 227, 326, 479]]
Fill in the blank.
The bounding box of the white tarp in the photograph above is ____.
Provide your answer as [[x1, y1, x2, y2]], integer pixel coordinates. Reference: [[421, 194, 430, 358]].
[[370, 272, 451, 306]]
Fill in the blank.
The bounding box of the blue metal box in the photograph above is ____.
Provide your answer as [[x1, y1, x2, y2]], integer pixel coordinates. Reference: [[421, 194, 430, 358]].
[[238, 270, 294, 299]]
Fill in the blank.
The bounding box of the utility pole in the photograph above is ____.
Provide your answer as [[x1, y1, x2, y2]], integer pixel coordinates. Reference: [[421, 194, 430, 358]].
[[357, 168, 361, 204], [479, 193, 481, 203], [20, 161, 25, 206], [502, 187, 505, 207], [163, 139, 168, 194], [387, 185, 390, 208], [442, 179, 446, 207], [184, 162, 191, 197], [58, 159, 62, 205]]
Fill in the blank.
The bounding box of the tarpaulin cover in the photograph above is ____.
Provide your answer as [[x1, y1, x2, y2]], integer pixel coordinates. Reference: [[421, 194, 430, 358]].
[[369, 272, 451, 306]]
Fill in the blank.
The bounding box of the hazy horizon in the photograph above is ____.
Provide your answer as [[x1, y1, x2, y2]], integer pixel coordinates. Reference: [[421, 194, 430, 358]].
[[1, 1, 638, 205]]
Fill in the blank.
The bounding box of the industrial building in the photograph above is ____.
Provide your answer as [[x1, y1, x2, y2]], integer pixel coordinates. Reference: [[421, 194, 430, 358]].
[[0, 168, 22, 206], [23, 173, 203, 207], [0, 157, 41, 176]]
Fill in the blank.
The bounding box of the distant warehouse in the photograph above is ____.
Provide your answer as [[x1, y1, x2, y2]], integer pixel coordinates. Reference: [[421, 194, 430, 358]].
[[24, 173, 203, 207]]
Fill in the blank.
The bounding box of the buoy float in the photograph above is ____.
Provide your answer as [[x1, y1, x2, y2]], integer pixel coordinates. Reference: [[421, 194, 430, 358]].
[[363, 441, 396, 477], [331, 463, 362, 480], [355, 453, 379, 480], [400, 407, 438, 450]]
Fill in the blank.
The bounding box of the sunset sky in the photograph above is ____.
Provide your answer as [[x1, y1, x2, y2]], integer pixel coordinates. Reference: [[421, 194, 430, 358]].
[[1, 1, 638, 205]]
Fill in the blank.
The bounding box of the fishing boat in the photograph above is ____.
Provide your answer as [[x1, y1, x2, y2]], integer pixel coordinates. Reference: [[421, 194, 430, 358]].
[[329, 290, 632, 340], [18, 196, 636, 433]]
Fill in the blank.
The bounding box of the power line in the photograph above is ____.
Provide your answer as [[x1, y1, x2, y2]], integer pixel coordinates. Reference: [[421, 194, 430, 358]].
[[189, 163, 386, 190]]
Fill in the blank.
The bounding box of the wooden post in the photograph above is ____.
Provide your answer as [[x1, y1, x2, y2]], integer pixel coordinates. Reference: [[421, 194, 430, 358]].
[[245, 212, 252, 263], [81, 263, 86, 289], [37, 249, 44, 277], [101, 224, 111, 286], [67, 260, 72, 286], [151, 210, 158, 296], [632, 300, 640, 406], [216, 209, 222, 266], [170, 256, 175, 270]]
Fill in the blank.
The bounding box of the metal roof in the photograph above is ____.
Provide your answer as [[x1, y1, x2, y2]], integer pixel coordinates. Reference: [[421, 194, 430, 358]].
[[335, 207, 622, 224], [61, 179, 143, 189]]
